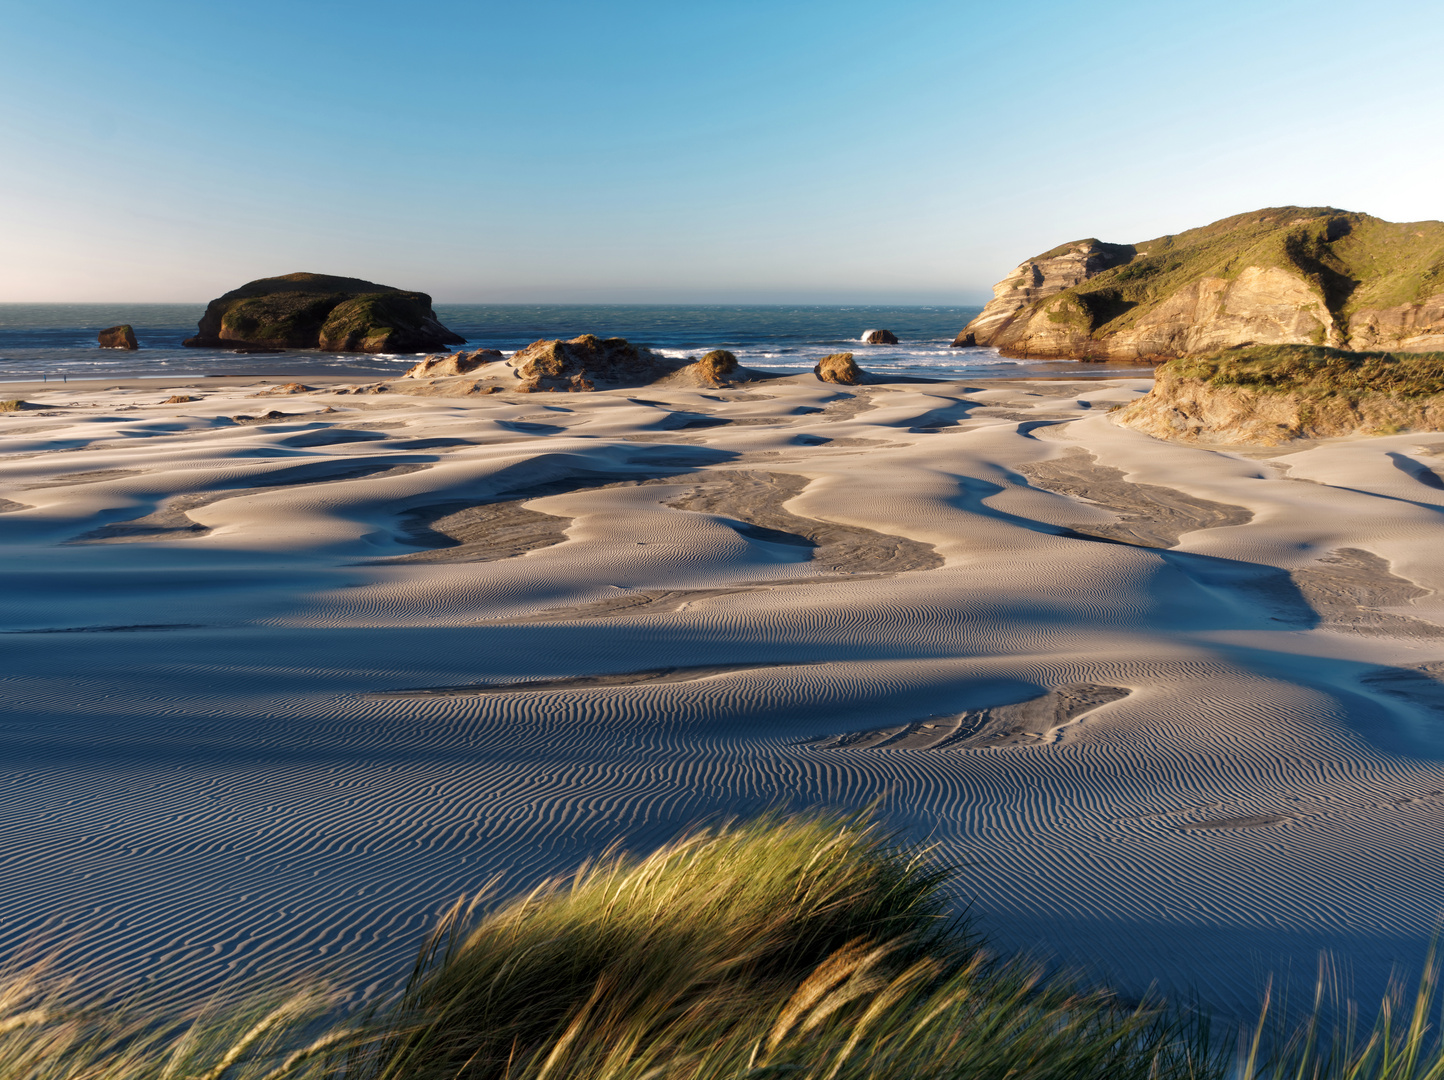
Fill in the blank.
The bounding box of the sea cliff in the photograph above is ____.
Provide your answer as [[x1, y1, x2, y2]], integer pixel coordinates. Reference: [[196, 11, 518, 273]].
[[957, 207, 1444, 361]]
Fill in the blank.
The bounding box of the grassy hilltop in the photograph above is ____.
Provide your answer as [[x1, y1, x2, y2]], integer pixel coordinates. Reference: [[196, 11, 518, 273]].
[[958, 207, 1444, 360]]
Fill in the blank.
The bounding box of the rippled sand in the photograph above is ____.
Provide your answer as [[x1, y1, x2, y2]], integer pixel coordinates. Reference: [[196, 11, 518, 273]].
[[4, 372, 1444, 1018]]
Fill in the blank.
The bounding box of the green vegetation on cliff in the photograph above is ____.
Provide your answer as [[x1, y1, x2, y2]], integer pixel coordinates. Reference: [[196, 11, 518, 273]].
[[1171, 344, 1444, 398], [1065, 209, 1444, 336], [1114, 344, 1444, 443]]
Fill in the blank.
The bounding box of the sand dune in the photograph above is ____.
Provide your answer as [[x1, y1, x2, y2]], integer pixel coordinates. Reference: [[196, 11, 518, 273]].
[[4, 372, 1444, 1019]]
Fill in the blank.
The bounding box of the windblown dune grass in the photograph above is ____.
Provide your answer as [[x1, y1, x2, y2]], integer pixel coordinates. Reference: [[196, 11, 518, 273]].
[[1114, 344, 1444, 441], [3, 813, 1443, 1080], [1171, 345, 1444, 398]]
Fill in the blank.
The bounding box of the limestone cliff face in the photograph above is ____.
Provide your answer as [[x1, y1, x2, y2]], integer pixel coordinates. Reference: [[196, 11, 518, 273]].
[[1348, 294, 1444, 352], [956, 208, 1444, 361], [1103, 266, 1338, 358], [952, 240, 1133, 349], [184, 273, 465, 353]]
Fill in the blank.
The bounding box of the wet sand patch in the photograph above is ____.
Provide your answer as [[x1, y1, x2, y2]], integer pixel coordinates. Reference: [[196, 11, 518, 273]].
[[804, 683, 1131, 749], [1018, 447, 1251, 548], [1293, 548, 1444, 638], [659, 470, 941, 574]]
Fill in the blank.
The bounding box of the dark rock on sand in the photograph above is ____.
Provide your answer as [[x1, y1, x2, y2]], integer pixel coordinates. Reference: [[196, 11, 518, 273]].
[[861, 329, 898, 344], [99, 324, 138, 350], [814, 352, 865, 385], [183, 272, 465, 354]]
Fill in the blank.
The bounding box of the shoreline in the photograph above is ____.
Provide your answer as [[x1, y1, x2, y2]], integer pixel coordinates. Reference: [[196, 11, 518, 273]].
[[0, 364, 1157, 396]]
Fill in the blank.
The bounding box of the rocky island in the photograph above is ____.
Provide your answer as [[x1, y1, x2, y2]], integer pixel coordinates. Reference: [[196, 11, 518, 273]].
[[183, 272, 465, 353], [956, 206, 1444, 361], [98, 324, 138, 350]]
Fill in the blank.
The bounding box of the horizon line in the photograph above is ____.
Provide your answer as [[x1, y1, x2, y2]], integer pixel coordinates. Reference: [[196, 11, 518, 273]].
[[0, 299, 988, 308]]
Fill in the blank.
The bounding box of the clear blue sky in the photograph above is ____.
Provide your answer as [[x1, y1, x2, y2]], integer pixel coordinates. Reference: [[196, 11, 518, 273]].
[[2, 0, 1442, 303]]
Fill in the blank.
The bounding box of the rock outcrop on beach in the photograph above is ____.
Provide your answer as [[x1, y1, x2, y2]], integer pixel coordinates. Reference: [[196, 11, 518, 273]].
[[861, 329, 898, 344], [403, 349, 505, 379], [814, 352, 865, 385], [98, 324, 138, 350], [1112, 344, 1444, 444], [183, 273, 465, 353], [508, 334, 691, 392], [955, 207, 1444, 361], [391, 339, 759, 394]]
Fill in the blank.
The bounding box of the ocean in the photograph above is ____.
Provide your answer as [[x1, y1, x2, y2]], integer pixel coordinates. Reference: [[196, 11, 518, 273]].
[[0, 303, 1153, 382]]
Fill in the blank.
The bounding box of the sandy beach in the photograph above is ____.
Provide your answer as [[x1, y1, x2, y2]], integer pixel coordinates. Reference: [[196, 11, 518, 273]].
[[4, 370, 1444, 1019]]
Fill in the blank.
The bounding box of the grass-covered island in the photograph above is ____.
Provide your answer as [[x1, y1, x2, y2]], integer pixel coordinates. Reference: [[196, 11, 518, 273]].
[[182, 273, 466, 354], [1114, 344, 1444, 444], [5, 813, 1442, 1080]]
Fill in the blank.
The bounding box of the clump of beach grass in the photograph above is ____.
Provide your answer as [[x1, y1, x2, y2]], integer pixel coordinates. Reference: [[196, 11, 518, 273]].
[[696, 349, 738, 382], [354, 812, 955, 1080], [0, 400, 26, 412], [5, 811, 1444, 1080], [0, 967, 352, 1080], [345, 811, 1224, 1080], [1172, 344, 1444, 399], [814, 352, 864, 385]]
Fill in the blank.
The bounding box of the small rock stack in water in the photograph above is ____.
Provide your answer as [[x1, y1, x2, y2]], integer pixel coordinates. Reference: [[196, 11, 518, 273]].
[[98, 324, 138, 350]]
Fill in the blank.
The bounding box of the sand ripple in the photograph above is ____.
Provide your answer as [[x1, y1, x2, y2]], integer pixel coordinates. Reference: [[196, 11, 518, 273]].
[[4, 374, 1444, 1022]]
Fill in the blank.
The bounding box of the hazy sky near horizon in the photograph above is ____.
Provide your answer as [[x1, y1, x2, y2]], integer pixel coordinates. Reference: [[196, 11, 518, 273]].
[[3, 0, 1443, 303]]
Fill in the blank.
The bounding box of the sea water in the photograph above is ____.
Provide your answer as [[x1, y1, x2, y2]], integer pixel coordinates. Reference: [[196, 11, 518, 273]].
[[0, 303, 1153, 382]]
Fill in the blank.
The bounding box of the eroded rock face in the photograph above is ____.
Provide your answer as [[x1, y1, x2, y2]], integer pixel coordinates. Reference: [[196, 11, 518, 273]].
[[183, 273, 465, 354], [99, 325, 138, 350], [953, 240, 1134, 349], [814, 352, 865, 385], [988, 266, 1338, 360], [861, 329, 898, 344], [403, 349, 505, 379], [509, 334, 687, 392], [955, 207, 1444, 361], [1348, 294, 1444, 352]]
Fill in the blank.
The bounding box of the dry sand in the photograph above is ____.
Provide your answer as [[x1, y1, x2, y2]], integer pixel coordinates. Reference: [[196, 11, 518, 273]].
[[5, 372, 1444, 1018]]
